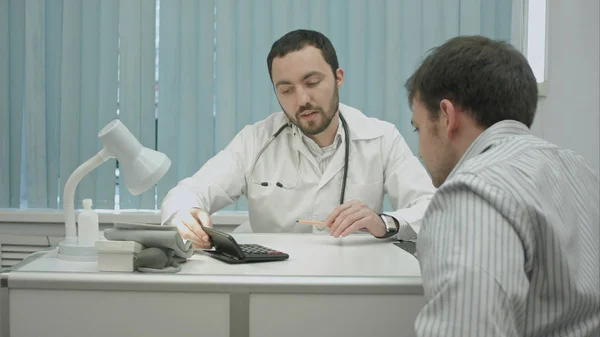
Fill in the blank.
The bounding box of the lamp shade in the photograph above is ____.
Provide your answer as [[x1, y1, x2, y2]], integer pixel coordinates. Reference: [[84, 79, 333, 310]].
[[98, 120, 171, 195]]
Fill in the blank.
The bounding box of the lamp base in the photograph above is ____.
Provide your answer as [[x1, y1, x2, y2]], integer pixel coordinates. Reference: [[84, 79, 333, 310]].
[[57, 240, 97, 262]]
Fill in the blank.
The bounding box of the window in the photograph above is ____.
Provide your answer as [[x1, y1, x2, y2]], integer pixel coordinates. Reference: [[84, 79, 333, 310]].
[[521, 0, 548, 95], [527, 0, 547, 83], [1, 0, 516, 212]]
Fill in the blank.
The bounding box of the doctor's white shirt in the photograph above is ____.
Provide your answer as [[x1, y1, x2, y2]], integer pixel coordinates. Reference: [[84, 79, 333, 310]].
[[161, 103, 436, 239]]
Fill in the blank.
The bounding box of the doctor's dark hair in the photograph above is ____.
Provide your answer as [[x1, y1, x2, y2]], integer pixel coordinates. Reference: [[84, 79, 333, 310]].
[[405, 35, 538, 128], [267, 29, 339, 80]]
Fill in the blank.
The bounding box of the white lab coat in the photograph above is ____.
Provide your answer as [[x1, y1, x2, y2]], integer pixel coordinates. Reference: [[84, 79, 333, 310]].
[[161, 103, 436, 239]]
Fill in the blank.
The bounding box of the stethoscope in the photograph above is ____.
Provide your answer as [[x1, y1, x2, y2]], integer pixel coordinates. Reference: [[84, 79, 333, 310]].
[[250, 112, 350, 205]]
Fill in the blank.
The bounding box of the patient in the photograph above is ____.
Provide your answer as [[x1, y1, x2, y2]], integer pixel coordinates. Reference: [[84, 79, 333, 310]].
[[406, 35, 600, 336]]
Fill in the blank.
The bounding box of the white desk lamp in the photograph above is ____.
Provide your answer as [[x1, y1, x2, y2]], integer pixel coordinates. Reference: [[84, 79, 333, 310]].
[[57, 119, 171, 261]]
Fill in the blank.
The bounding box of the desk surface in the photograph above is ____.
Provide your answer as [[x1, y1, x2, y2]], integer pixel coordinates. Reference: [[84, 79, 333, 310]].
[[7, 234, 423, 294]]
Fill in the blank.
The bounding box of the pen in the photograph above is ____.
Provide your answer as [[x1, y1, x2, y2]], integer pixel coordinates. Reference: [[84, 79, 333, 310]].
[[296, 219, 328, 227]]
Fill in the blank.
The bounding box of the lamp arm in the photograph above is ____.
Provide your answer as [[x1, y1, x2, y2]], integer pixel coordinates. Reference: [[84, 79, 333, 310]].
[[63, 147, 113, 241]]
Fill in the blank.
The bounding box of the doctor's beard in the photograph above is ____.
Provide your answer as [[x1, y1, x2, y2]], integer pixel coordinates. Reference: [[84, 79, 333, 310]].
[[286, 86, 340, 136]]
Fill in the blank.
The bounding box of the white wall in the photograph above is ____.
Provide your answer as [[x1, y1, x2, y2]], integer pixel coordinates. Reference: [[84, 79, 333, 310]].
[[530, 0, 600, 172]]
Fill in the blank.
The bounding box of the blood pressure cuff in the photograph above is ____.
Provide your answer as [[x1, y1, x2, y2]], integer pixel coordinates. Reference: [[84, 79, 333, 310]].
[[103, 224, 194, 273], [134, 247, 188, 273]]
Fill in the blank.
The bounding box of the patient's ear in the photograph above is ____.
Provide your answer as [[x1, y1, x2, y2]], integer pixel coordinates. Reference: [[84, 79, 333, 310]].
[[439, 99, 459, 139]]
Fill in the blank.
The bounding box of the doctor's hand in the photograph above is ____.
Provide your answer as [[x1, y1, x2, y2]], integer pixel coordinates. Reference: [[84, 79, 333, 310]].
[[171, 208, 213, 249], [325, 200, 386, 238]]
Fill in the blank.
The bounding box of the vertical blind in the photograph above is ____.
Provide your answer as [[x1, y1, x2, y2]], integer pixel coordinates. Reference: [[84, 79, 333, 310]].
[[0, 0, 512, 211]]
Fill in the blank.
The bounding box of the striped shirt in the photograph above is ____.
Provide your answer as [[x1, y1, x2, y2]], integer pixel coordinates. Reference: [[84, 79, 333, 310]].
[[415, 120, 600, 337]]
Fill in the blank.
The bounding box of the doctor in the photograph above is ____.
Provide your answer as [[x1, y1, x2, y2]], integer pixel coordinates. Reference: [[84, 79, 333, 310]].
[[161, 29, 436, 249]]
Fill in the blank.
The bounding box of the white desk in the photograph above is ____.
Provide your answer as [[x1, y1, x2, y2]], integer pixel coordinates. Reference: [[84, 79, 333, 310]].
[[1, 234, 424, 337]]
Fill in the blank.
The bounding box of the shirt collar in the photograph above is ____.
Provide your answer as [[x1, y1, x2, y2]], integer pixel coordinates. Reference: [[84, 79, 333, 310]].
[[447, 120, 531, 179], [295, 114, 344, 153]]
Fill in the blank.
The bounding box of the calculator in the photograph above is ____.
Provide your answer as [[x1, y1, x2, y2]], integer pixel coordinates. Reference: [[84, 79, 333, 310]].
[[199, 226, 289, 264]]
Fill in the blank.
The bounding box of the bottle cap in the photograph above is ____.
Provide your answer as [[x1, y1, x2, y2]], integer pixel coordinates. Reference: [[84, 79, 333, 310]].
[[83, 199, 93, 210]]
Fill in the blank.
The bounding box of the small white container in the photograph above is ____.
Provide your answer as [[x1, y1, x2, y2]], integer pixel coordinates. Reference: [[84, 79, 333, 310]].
[[78, 199, 99, 247], [95, 240, 144, 272]]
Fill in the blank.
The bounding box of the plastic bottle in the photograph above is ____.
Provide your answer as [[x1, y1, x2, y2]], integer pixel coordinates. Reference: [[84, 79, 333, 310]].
[[78, 199, 99, 247]]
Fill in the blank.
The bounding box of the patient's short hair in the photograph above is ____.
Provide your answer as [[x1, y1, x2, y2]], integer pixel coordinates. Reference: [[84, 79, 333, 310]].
[[405, 35, 538, 128]]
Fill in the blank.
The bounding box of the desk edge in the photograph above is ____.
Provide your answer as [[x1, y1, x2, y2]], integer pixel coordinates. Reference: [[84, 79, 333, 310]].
[[6, 271, 424, 295]]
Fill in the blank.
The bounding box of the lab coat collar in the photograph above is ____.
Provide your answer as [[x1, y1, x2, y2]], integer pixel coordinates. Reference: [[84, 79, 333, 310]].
[[316, 104, 386, 189], [338, 103, 384, 141], [277, 103, 383, 191]]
